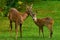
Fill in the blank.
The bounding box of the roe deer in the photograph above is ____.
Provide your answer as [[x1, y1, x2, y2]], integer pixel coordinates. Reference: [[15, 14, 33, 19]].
[[30, 13, 54, 38], [8, 5, 33, 39]]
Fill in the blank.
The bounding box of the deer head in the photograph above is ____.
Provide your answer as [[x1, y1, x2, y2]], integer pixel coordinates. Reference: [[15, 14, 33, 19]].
[[25, 4, 34, 15], [31, 13, 37, 21], [25, 4, 37, 21]]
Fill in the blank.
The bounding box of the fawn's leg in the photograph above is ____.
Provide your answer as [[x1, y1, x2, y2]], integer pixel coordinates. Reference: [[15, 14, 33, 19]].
[[15, 22, 18, 40], [39, 27, 44, 37], [41, 27, 44, 38], [39, 27, 40, 36], [47, 24, 53, 38], [40, 27, 44, 38], [20, 23, 22, 38]]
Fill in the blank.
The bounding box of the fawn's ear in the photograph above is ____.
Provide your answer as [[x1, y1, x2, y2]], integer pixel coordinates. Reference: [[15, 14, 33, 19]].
[[34, 13, 37, 16], [35, 10, 38, 13]]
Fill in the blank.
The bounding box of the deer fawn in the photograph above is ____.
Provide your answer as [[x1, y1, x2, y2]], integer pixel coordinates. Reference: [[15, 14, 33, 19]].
[[8, 4, 33, 39], [30, 13, 54, 38]]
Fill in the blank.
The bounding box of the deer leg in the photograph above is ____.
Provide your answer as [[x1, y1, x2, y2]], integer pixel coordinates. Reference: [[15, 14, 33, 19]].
[[20, 23, 22, 38], [39, 27, 40, 36], [9, 20, 12, 37], [50, 27, 53, 38], [41, 27, 44, 38], [15, 22, 18, 40], [47, 25, 53, 38]]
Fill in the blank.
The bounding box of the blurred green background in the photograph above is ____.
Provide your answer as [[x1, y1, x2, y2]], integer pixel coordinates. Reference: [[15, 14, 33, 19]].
[[0, 0, 60, 40]]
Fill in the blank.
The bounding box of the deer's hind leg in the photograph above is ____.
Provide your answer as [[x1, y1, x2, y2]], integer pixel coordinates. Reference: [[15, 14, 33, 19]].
[[15, 22, 18, 40], [47, 24, 53, 38]]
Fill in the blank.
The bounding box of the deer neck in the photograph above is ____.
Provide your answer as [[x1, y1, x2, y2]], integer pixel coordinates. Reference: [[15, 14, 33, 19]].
[[22, 12, 28, 20]]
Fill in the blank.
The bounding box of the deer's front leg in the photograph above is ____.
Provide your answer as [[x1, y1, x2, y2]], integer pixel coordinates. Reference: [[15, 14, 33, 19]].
[[39, 27, 44, 38], [15, 22, 18, 40], [9, 20, 12, 37], [41, 27, 44, 38], [20, 23, 22, 38], [39, 27, 40, 36]]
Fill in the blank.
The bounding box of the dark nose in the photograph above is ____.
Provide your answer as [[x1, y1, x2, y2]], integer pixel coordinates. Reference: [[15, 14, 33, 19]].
[[33, 18, 34, 20]]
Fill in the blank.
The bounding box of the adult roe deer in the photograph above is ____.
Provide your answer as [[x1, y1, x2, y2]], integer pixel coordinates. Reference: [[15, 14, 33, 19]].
[[30, 13, 54, 38], [8, 5, 33, 39]]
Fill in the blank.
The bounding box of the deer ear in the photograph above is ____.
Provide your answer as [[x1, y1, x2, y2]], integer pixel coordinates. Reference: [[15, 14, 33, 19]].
[[30, 4, 33, 9], [33, 13, 36, 15], [26, 5, 29, 10], [35, 10, 38, 13]]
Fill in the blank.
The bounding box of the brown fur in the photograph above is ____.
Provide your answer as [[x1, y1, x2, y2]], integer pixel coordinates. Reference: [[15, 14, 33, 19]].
[[8, 7, 32, 39], [31, 14, 54, 38]]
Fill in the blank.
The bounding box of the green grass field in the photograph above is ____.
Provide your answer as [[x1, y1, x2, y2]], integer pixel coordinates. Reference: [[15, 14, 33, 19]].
[[0, 1, 60, 40]]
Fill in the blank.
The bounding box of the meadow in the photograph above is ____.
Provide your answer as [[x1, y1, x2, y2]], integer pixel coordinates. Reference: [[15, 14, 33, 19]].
[[0, 1, 60, 40]]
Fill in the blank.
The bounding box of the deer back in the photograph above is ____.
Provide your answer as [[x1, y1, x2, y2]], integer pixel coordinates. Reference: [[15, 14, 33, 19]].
[[8, 8, 22, 22], [42, 17, 54, 25]]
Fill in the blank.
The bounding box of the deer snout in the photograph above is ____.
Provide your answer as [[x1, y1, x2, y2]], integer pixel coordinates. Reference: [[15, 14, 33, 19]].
[[33, 17, 37, 21]]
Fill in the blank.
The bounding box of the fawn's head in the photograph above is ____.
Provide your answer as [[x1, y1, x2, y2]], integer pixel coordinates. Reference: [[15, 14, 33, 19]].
[[32, 13, 37, 21]]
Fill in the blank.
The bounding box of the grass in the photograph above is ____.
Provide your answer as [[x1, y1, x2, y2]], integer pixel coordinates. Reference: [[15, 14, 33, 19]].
[[0, 1, 60, 40]]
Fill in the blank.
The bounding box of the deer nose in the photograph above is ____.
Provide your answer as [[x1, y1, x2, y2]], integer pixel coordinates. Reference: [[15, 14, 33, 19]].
[[33, 19, 34, 20], [33, 17, 35, 20]]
